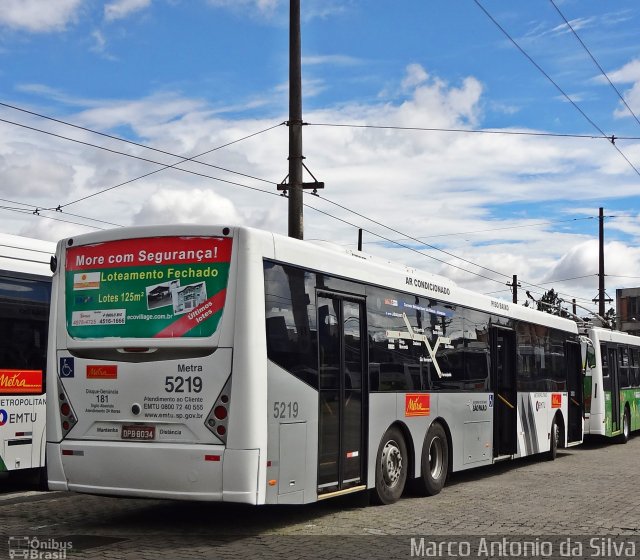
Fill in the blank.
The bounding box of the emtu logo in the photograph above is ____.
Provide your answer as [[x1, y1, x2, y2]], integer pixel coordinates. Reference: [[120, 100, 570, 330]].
[[0, 409, 7, 426]]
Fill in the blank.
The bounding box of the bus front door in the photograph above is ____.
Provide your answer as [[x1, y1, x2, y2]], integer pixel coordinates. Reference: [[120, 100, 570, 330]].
[[566, 340, 583, 444], [317, 294, 366, 497], [491, 327, 517, 457]]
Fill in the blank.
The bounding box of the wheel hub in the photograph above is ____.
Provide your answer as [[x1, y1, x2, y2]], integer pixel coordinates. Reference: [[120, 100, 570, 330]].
[[381, 440, 402, 487]]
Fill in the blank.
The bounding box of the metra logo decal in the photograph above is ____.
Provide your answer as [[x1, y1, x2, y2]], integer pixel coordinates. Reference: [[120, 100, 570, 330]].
[[0, 369, 43, 394], [551, 393, 562, 408], [87, 365, 117, 379], [405, 394, 430, 417]]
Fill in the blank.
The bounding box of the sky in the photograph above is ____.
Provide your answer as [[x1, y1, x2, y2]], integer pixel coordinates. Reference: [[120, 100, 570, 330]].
[[1, 0, 640, 315]]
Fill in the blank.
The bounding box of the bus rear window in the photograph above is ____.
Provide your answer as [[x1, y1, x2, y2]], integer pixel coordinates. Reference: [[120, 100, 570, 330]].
[[65, 236, 232, 339]]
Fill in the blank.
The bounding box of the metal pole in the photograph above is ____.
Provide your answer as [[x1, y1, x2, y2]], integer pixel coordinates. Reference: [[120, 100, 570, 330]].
[[512, 274, 518, 304], [598, 207, 605, 317], [288, 0, 303, 239]]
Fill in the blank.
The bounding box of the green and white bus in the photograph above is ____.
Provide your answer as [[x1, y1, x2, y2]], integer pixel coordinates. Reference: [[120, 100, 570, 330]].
[[47, 225, 583, 504], [581, 327, 640, 442]]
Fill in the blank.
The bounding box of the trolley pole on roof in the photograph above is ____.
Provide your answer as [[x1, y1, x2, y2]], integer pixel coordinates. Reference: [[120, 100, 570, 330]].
[[279, 0, 324, 239]]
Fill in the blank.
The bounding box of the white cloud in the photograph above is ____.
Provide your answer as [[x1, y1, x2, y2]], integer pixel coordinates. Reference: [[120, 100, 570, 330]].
[[91, 29, 107, 53], [606, 59, 640, 83], [205, 0, 343, 21], [401, 64, 429, 91], [0, 0, 83, 33], [206, 0, 281, 18], [133, 187, 244, 226], [549, 17, 596, 36], [104, 0, 152, 22], [602, 58, 640, 117], [302, 55, 362, 67]]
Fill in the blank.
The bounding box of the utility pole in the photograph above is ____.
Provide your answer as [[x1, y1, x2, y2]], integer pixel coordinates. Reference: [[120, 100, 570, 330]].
[[278, 0, 324, 239], [593, 207, 612, 316], [507, 274, 521, 304], [287, 0, 303, 239]]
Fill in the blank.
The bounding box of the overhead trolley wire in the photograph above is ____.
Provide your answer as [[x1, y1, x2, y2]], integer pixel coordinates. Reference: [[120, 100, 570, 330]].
[[549, 0, 640, 129], [0, 112, 591, 299], [0, 117, 282, 206], [306, 121, 640, 141], [473, 0, 640, 179], [301, 199, 507, 285], [0, 103, 603, 305], [57, 121, 284, 209], [319, 189, 606, 302], [353, 216, 601, 246], [314, 191, 511, 281], [0, 101, 284, 199], [0, 204, 108, 230]]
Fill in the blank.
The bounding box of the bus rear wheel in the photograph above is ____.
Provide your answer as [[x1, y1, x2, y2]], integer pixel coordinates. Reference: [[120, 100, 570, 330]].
[[421, 422, 449, 496], [372, 426, 407, 505], [618, 408, 630, 444], [547, 418, 559, 461]]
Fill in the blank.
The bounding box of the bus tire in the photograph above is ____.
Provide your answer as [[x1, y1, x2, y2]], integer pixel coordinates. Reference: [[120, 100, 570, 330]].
[[421, 422, 449, 496], [372, 426, 407, 505], [618, 408, 630, 444], [547, 417, 559, 461]]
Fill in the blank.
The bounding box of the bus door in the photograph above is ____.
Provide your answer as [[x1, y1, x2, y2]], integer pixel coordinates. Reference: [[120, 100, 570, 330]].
[[317, 293, 366, 496], [490, 327, 517, 457], [565, 340, 583, 444], [607, 346, 621, 433]]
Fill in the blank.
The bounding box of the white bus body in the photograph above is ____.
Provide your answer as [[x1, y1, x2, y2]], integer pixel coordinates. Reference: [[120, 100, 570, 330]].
[[47, 226, 582, 504], [0, 233, 54, 477]]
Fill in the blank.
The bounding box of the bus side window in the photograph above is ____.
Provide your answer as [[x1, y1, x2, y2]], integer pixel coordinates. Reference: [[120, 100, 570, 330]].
[[264, 263, 319, 388], [600, 343, 611, 392], [631, 349, 640, 386], [618, 347, 630, 388]]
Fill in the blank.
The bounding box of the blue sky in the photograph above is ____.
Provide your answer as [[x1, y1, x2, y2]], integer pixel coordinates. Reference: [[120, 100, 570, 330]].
[[1, 0, 640, 312]]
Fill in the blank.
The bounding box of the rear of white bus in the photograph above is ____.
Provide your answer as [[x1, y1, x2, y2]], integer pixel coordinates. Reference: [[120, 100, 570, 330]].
[[46, 225, 269, 503]]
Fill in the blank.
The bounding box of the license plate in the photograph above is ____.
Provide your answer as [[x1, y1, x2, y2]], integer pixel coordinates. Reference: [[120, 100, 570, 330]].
[[121, 425, 155, 440]]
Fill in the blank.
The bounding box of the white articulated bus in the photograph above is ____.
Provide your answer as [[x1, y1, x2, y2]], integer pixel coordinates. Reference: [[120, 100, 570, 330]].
[[0, 233, 54, 480], [581, 327, 640, 443], [46, 225, 582, 504]]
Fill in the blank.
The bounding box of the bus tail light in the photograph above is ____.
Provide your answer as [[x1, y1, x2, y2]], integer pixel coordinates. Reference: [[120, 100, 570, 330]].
[[57, 378, 78, 437], [205, 376, 231, 444]]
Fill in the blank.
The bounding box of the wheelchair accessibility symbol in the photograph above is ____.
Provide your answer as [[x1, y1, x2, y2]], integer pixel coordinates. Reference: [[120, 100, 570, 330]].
[[60, 357, 75, 378]]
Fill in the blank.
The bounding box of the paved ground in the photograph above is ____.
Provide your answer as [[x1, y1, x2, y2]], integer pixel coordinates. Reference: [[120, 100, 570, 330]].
[[1, 436, 638, 559]]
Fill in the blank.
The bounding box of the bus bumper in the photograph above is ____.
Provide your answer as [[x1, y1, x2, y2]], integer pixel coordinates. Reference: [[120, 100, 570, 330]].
[[47, 441, 260, 503]]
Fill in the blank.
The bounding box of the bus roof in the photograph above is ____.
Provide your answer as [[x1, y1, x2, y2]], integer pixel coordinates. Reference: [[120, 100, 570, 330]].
[[0, 232, 55, 278]]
